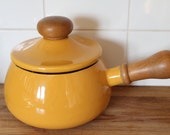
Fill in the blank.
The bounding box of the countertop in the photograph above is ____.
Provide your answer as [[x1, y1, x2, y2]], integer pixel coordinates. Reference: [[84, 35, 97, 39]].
[[1, 84, 170, 135]]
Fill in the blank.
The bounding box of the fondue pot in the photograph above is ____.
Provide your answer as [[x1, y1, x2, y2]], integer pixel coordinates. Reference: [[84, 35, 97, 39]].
[[4, 16, 170, 129]]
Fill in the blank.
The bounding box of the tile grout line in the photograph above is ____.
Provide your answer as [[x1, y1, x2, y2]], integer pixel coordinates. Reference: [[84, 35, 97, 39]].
[[126, 0, 131, 64], [42, 0, 46, 17], [1, 28, 170, 32], [0, 28, 36, 31]]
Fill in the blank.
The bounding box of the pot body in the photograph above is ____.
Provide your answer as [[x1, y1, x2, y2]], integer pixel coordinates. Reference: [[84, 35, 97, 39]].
[[4, 59, 111, 129]]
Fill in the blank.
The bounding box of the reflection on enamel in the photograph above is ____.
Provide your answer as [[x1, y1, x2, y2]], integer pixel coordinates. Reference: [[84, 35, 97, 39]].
[[37, 86, 46, 103], [36, 108, 45, 115], [27, 101, 34, 107], [64, 77, 77, 108], [14, 38, 40, 51]]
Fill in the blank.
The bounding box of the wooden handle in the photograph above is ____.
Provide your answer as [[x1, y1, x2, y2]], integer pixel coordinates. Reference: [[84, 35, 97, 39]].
[[37, 16, 73, 40], [121, 50, 170, 84]]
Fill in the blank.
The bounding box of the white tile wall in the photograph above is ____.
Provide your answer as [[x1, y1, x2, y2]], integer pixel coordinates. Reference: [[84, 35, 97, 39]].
[[1, 0, 170, 86], [129, 0, 170, 30], [0, 0, 44, 29], [45, 0, 129, 30]]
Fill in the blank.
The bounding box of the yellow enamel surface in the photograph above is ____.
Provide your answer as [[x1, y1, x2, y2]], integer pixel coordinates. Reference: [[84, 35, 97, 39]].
[[106, 66, 123, 86], [4, 60, 111, 129], [11, 35, 102, 73]]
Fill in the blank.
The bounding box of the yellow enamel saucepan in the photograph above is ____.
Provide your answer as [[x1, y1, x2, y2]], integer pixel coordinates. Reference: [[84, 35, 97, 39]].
[[4, 16, 170, 129]]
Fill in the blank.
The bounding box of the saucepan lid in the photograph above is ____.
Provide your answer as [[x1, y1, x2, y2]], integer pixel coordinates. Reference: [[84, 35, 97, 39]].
[[11, 16, 102, 73]]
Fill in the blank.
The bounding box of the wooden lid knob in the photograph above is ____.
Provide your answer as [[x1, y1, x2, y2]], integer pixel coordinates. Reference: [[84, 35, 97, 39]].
[[37, 16, 73, 40]]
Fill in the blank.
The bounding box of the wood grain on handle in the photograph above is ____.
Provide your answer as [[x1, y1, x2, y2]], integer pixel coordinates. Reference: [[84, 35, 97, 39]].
[[121, 50, 170, 84]]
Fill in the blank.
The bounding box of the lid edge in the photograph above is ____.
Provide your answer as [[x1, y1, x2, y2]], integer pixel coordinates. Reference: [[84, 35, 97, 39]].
[[11, 56, 99, 73]]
